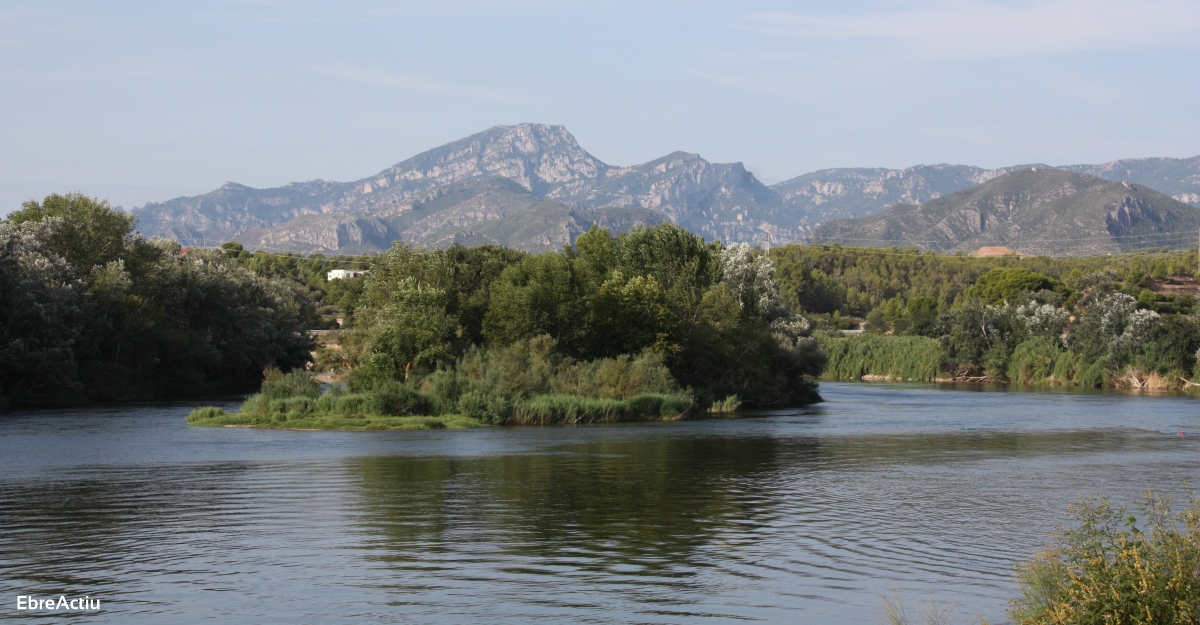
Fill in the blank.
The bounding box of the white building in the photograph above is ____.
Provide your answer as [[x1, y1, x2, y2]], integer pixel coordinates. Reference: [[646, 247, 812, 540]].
[[326, 269, 367, 281]]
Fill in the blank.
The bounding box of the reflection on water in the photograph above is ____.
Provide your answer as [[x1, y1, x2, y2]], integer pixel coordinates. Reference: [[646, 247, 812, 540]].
[[1, 383, 1197, 623]]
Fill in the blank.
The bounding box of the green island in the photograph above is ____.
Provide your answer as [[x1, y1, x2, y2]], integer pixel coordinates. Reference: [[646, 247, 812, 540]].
[[189, 221, 823, 429]]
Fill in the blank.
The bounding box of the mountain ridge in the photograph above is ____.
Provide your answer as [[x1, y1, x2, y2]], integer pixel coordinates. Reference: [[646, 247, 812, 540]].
[[806, 169, 1200, 256], [130, 123, 1200, 254]]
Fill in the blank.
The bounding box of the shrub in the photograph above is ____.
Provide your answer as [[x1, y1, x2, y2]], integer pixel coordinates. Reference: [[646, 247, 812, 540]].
[[1007, 338, 1061, 384], [1076, 361, 1108, 387], [1009, 489, 1200, 625], [368, 380, 431, 416], [457, 388, 512, 424], [1051, 350, 1083, 383], [553, 350, 680, 399], [260, 368, 321, 399], [509, 392, 694, 425], [422, 368, 469, 414]]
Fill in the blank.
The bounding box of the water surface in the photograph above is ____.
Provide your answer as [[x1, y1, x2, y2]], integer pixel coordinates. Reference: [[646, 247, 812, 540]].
[[2, 383, 1197, 623]]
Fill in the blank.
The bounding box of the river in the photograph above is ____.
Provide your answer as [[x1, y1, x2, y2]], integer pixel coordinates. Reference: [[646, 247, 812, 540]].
[[1, 382, 1197, 623]]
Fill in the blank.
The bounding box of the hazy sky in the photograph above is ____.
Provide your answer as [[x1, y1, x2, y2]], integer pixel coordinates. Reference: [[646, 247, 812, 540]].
[[2, 0, 1198, 212]]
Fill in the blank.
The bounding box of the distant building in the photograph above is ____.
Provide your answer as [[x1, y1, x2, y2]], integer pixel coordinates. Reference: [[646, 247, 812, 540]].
[[326, 269, 367, 281]]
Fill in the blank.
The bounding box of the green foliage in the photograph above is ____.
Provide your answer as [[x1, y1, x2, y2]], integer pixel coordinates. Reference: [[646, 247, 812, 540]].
[[969, 268, 1070, 306], [260, 368, 321, 399], [218, 245, 370, 326], [708, 395, 742, 413], [1007, 337, 1062, 384], [553, 351, 680, 400], [1, 195, 314, 405], [818, 335, 942, 382], [191, 336, 695, 428], [457, 388, 513, 425], [1009, 489, 1200, 625], [509, 392, 693, 425], [186, 395, 480, 431], [770, 244, 1196, 320], [8, 193, 136, 273], [340, 223, 825, 408]]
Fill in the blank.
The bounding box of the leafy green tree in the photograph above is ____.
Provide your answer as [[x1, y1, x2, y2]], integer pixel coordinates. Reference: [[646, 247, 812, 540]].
[[2, 194, 314, 405], [969, 268, 1069, 306], [0, 220, 86, 403], [7, 193, 136, 273], [483, 252, 587, 353]]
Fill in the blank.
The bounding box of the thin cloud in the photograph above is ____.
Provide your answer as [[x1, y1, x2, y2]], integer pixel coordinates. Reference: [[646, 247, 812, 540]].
[[742, 0, 1200, 60], [306, 64, 533, 104]]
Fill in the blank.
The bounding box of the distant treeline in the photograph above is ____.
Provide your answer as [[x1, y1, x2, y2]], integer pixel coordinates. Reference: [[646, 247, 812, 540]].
[[0, 194, 313, 407], [773, 244, 1200, 387]]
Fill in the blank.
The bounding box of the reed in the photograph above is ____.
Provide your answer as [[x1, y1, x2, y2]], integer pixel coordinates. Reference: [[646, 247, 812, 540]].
[[508, 392, 694, 425], [818, 335, 942, 382]]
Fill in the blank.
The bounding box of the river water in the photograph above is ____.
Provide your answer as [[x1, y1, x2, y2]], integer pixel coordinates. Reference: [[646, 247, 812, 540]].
[[1, 382, 1197, 624]]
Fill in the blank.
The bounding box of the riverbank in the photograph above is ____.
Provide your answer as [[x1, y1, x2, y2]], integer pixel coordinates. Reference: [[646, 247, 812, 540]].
[[818, 334, 1200, 390]]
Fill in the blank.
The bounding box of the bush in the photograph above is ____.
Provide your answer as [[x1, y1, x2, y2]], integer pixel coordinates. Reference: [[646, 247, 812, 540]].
[[457, 388, 512, 424], [260, 368, 321, 399], [1076, 361, 1108, 387], [368, 380, 431, 416], [553, 350, 680, 399], [1007, 338, 1062, 384], [422, 368, 469, 414], [1009, 489, 1200, 625]]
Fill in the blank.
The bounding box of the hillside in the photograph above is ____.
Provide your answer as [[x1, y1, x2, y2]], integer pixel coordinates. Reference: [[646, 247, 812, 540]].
[[806, 169, 1200, 256], [1061, 155, 1200, 207], [772, 164, 1024, 229]]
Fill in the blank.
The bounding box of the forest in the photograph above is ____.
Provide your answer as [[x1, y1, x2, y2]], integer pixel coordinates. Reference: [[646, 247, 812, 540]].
[[0, 194, 313, 407], [771, 244, 1200, 387]]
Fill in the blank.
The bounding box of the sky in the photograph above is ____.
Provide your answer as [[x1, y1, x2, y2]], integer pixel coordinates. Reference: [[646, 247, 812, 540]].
[[1, 0, 1198, 213]]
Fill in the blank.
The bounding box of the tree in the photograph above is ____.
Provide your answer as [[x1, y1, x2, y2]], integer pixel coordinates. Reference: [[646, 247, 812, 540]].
[[7, 193, 136, 273], [969, 268, 1069, 306]]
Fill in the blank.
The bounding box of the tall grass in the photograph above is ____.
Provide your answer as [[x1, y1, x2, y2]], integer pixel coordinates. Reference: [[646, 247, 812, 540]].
[[509, 392, 694, 425], [818, 335, 942, 382]]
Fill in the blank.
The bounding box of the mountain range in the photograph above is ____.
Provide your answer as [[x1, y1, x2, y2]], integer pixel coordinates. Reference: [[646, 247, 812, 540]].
[[130, 123, 1200, 254], [807, 169, 1200, 256]]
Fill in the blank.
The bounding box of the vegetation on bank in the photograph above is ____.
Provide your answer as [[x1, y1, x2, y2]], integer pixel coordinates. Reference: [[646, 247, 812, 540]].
[[190, 223, 826, 426], [775, 245, 1200, 388], [0, 194, 313, 407], [1009, 489, 1200, 625], [877, 488, 1200, 625]]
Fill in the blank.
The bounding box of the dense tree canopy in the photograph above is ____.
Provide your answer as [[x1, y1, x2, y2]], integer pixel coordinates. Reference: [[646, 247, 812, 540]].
[[0, 194, 314, 406], [347, 224, 824, 407]]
